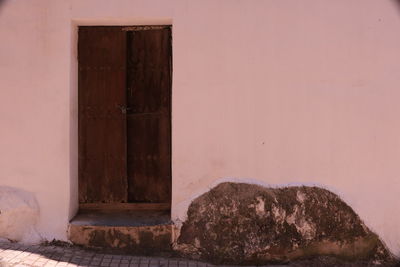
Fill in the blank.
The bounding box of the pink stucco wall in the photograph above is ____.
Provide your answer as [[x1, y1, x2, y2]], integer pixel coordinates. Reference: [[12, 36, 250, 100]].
[[0, 0, 399, 255]]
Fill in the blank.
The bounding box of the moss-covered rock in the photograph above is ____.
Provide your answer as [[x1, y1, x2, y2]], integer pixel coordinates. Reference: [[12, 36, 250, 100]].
[[176, 182, 394, 265]]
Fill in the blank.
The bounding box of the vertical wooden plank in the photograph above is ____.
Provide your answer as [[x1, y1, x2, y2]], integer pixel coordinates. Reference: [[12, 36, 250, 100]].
[[126, 28, 172, 203], [78, 26, 128, 203]]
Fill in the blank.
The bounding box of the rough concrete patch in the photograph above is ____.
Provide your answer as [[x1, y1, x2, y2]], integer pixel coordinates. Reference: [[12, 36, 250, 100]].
[[0, 186, 40, 243], [176, 182, 395, 265]]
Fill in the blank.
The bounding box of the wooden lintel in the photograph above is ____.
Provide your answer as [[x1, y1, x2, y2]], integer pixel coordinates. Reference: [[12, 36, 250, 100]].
[[121, 25, 171, 31]]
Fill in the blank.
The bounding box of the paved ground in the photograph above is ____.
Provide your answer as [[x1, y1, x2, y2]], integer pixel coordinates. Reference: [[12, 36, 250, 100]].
[[0, 242, 264, 267], [0, 241, 398, 267]]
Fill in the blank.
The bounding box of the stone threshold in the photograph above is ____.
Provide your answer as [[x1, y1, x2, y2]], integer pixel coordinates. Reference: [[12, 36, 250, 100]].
[[68, 208, 173, 253]]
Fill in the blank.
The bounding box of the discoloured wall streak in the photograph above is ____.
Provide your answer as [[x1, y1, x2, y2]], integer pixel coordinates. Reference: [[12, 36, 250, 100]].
[[176, 183, 394, 265]]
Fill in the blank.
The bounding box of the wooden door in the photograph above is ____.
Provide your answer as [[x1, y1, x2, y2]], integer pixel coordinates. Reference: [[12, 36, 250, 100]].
[[126, 28, 172, 203], [78, 26, 172, 205], [78, 26, 128, 203]]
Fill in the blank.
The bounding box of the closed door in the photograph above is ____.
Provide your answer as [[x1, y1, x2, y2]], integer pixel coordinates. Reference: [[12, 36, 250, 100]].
[[78, 26, 172, 205]]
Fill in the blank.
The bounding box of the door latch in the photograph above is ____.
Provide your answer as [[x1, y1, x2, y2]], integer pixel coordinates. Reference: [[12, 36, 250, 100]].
[[116, 105, 131, 114]]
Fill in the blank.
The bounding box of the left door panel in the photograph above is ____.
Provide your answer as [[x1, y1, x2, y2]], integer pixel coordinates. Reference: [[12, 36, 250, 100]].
[[78, 26, 128, 203]]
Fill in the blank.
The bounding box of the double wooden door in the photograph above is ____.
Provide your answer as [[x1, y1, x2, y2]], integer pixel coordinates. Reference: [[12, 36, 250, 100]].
[[78, 26, 172, 205]]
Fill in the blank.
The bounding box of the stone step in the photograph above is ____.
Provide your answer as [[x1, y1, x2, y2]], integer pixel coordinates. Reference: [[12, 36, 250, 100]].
[[68, 209, 173, 254]]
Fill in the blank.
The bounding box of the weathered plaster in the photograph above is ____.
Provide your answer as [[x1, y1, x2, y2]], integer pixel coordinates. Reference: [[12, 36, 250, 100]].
[[0, 187, 41, 243]]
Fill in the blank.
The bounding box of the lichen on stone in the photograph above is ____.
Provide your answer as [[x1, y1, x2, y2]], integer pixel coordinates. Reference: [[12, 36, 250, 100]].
[[176, 182, 395, 265]]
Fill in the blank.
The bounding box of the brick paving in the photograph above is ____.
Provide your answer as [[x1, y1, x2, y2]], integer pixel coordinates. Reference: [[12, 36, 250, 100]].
[[0, 241, 267, 267], [1, 241, 397, 267]]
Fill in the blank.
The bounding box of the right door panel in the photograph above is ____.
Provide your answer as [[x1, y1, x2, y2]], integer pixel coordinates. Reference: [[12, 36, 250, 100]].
[[126, 28, 172, 203]]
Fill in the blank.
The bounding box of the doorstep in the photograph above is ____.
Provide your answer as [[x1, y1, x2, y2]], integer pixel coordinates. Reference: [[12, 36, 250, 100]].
[[68, 204, 173, 254]]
